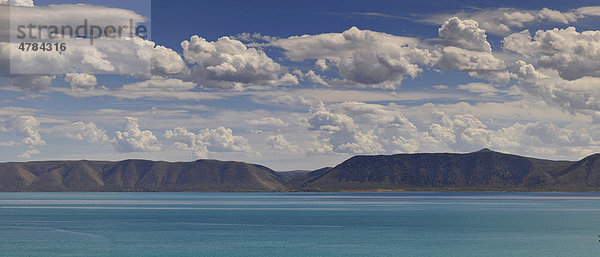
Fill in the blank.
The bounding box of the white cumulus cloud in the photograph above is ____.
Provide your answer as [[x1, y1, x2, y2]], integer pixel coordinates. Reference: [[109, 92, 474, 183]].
[[152, 45, 188, 76], [181, 35, 297, 90], [60, 121, 109, 143], [64, 73, 97, 90], [424, 7, 587, 36], [114, 117, 161, 152], [271, 27, 434, 88], [504, 27, 600, 80], [266, 135, 304, 155], [439, 17, 492, 52], [436, 17, 511, 82], [7, 115, 45, 147], [164, 126, 251, 158]]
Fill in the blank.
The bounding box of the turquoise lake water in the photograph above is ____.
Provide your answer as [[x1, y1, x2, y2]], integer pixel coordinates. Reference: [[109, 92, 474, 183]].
[[1, 192, 599, 256]]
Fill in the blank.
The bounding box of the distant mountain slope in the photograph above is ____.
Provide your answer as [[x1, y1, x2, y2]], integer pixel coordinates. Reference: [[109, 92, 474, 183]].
[[0, 159, 286, 192], [549, 154, 600, 191], [279, 167, 333, 190], [299, 149, 576, 191]]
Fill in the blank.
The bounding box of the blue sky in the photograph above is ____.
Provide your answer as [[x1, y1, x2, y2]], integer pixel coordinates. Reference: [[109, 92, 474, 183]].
[[148, 0, 600, 44], [2, 0, 600, 170]]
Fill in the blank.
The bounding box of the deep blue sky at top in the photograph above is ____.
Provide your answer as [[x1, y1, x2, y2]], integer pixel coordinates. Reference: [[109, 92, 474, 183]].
[[150, 0, 600, 51], [34, 0, 600, 53]]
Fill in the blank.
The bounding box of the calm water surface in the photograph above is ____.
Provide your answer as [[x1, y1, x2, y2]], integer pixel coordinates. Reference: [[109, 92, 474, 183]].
[[1, 192, 599, 256]]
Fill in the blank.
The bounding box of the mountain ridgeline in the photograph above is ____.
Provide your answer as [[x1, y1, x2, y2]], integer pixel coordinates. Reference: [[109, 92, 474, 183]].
[[0, 160, 286, 192], [299, 149, 592, 191], [1, 149, 600, 192]]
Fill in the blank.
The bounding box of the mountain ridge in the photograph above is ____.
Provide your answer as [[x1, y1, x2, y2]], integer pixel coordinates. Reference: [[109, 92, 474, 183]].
[[0, 159, 286, 192], [297, 149, 575, 191], [1, 149, 600, 192]]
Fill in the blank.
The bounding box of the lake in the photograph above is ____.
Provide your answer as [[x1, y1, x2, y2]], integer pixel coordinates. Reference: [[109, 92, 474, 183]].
[[1, 192, 599, 256]]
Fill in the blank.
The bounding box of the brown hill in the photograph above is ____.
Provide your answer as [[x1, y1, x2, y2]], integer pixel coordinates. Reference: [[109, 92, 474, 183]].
[[548, 154, 600, 191], [297, 149, 576, 191], [0, 159, 286, 192], [2, 150, 600, 192]]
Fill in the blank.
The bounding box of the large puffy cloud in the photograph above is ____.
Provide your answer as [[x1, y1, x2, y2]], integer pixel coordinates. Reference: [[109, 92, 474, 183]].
[[271, 27, 434, 88], [315, 59, 328, 71], [306, 102, 425, 154], [266, 135, 303, 155], [338, 102, 421, 153], [114, 117, 161, 152], [3, 115, 45, 159], [197, 127, 252, 153], [307, 104, 383, 153], [424, 7, 590, 36], [436, 46, 510, 82], [511, 60, 600, 113], [6, 115, 45, 147], [436, 18, 510, 82], [428, 112, 496, 151], [64, 73, 97, 90], [504, 27, 600, 81], [439, 17, 492, 52], [181, 35, 297, 90], [59, 121, 109, 143], [164, 127, 208, 158], [305, 102, 427, 154], [302, 70, 330, 87], [152, 45, 188, 76], [164, 127, 251, 158]]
